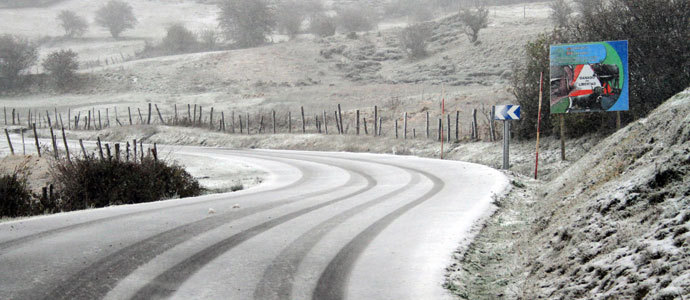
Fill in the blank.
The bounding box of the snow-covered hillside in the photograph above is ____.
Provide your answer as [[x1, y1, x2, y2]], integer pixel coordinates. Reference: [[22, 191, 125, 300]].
[[447, 88, 690, 299]]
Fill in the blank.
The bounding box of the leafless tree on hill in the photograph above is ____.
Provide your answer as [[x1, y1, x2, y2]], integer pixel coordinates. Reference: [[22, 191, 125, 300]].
[[94, 0, 138, 39], [57, 10, 88, 38]]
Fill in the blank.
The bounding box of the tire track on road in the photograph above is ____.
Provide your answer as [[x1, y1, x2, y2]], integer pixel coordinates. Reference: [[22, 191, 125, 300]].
[[128, 154, 412, 300], [0, 154, 308, 254], [253, 165, 423, 300], [312, 165, 445, 300], [44, 154, 373, 300]]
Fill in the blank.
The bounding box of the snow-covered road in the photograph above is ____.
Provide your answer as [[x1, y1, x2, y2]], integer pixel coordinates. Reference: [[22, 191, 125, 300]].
[[0, 145, 508, 300]]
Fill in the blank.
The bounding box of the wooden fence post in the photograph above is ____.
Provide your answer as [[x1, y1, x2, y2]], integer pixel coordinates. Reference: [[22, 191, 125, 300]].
[[456, 111, 460, 142], [97, 137, 105, 161], [126, 142, 130, 161], [374, 106, 378, 137], [49, 127, 58, 158], [61, 127, 70, 163], [315, 115, 321, 133], [152, 143, 158, 161], [138, 108, 143, 124], [198, 106, 203, 126], [105, 143, 111, 161], [33, 124, 41, 157], [356, 110, 360, 135], [363, 117, 368, 135], [447, 114, 451, 143], [106, 108, 110, 128], [4, 128, 14, 155], [472, 108, 478, 140], [155, 104, 165, 125], [239, 115, 244, 133], [98, 110, 102, 130], [174, 104, 178, 125], [47, 111, 53, 129], [147, 103, 152, 125], [404, 112, 408, 139], [272, 110, 276, 134], [221, 111, 226, 131], [288, 111, 292, 133], [132, 139, 137, 162], [301, 106, 306, 134], [21, 128, 25, 155], [114, 143, 120, 162], [337, 104, 344, 135], [438, 118, 442, 141], [323, 110, 328, 134], [378, 117, 382, 136], [189, 104, 193, 124], [259, 115, 264, 133], [115, 107, 123, 127], [334, 111, 341, 134], [12, 108, 15, 125], [231, 111, 236, 133], [395, 119, 398, 139], [209, 107, 214, 129], [246, 112, 250, 135], [128, 107, 133, 125], [79, 139, 87, 159]]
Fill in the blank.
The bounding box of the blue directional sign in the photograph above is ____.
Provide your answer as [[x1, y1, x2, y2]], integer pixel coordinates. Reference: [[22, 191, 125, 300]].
[[494, 105, 521, 120]]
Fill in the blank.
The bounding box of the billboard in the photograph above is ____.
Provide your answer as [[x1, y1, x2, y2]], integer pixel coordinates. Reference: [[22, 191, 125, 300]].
[[549, 40, 628, 114]]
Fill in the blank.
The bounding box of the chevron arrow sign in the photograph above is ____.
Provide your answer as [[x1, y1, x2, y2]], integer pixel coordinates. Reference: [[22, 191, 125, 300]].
[[494, 105, 521, 120]]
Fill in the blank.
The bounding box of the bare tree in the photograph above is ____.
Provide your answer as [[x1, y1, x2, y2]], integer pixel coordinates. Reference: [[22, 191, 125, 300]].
[[95, 0, 137, 39], [199, 28, 219, 50], [310, 13, 336, 37], [399, 23, 433, 58], [42, 49, 79, 91], [0, 34, 38, 89], [161, 24, 198, 54], [57, 10, 88, 38], [549, 0, 573, 28], [218, 0, 275, 48], [276, 0, 305, 38], [458, 5, 489, 43]]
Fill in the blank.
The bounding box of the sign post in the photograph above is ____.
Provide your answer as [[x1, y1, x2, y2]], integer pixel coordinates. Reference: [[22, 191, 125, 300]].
[[494, 104, 521, 170]]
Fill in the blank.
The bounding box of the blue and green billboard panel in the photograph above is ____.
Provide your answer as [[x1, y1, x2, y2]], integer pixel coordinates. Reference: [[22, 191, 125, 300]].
[[549, 40, 628, 114]]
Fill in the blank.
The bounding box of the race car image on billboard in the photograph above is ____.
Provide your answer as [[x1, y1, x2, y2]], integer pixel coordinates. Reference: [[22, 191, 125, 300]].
[[549, 41, 628, 114]]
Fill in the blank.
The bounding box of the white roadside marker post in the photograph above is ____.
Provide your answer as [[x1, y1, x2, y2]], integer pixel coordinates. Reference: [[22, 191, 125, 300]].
[[494, 104, 521, 170]]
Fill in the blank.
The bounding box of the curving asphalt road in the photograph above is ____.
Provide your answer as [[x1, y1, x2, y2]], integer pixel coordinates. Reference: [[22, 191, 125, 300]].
[[0, 144, 508, 300]]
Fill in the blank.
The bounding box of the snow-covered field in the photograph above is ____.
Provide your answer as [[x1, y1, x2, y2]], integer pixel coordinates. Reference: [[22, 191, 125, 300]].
[[0, 0, 551, 139], [0, 0, 219, 63]]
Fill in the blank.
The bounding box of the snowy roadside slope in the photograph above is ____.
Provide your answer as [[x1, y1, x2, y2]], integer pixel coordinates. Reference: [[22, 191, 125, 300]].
[[521, 88, 690, 298]]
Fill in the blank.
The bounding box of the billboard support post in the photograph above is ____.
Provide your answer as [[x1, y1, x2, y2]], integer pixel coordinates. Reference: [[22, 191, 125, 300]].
[[616, 111, 621, 130], [535, 72, 543, 180], [560, 114, 566, 161]]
